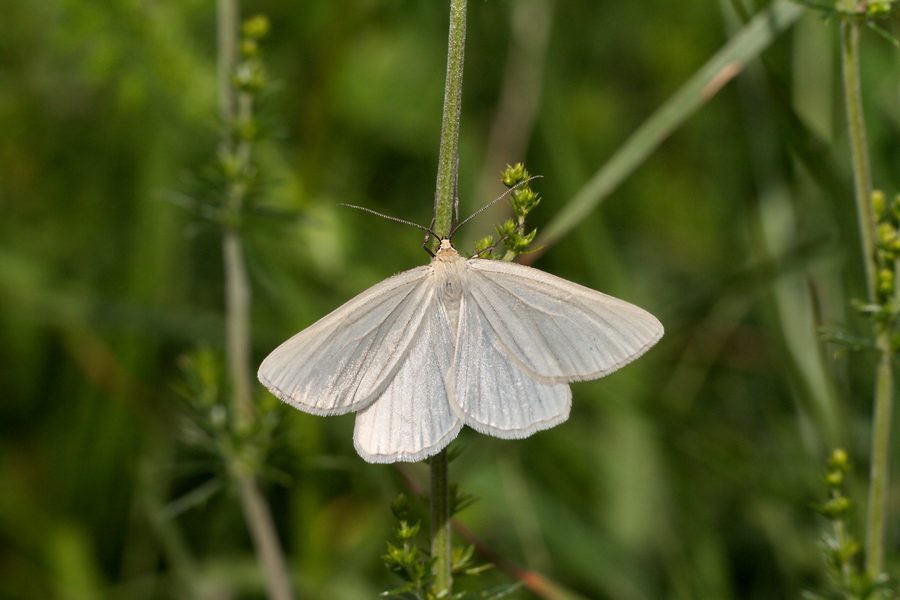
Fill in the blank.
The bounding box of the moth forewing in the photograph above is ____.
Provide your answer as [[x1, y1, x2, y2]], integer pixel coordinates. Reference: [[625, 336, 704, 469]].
[[462, 257, 663, 384], [257, 266, 434, 416]]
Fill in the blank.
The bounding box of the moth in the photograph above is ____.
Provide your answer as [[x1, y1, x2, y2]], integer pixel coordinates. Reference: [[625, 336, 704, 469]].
[[258, 202, 662, 463]]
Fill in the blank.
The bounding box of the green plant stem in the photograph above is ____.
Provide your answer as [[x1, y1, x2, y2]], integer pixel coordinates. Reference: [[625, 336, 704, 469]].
[[224, 229, 254, 427], [834, 518, 853, 589], [218, 2, 294, 599], [839, 9, 892, 588], [841, 15, 875, 296], [430, 449, 452, 595], [237, 476, 295, 600], [431, 0, 467, 595], [219, 0, 253, 431], [224, 90, 255, 430], [217, 0, 237, 120], [433, 0, 468, 238], [868, 330, 892, 580]]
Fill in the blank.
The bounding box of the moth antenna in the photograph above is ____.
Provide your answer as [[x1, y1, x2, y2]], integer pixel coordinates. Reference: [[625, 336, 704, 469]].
[[449, 175, 542, 238], [339, 203, 440, 256]]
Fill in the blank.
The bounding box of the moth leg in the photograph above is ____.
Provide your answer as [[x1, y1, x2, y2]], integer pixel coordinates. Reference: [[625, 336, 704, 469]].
[[452, 150, 460, 226], [422, 203, 436, 257]]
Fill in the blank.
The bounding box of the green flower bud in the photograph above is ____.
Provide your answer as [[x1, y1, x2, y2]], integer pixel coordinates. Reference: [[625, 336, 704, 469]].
[[501, 163, 529, 187], [242, 15, 271, 39], [233, 61, 267, 92], [818, 495, 852, 519], [390, 494, 410, 520], [510, 188, 540, 217], [395, 519, 420, 541], [866, 1, 891, 17], [241, 38, 259, 58], [878, 222, 896, 246], [828, 448, 849, 471], [873, 189, 887, 220], [496, 218, 518, 238], [825, 469, 844, 488], [878, 268, 893, 296]]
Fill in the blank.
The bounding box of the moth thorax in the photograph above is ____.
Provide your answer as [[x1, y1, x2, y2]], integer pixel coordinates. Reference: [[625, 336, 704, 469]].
[[433, 243, 465, 332]]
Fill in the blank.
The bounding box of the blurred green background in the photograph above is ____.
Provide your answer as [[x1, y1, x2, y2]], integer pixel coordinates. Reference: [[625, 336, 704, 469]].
[[2, 0, 899, 599]]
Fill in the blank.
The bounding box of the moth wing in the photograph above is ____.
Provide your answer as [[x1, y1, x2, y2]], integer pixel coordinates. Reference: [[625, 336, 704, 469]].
[[452, 290, 571, 438], [258, 265, 433, 415], [354, 295, 461, 463], [465, 258, 663, 383]]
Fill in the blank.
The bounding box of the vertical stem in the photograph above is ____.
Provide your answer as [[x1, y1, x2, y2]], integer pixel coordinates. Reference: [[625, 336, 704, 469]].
[[840, 16, 875, 297], [217, 0, 238, 125], [237, 477, 295, 600], [219, 0, 254, 430], [840, 9, 892, 589], [430, 450, 452, 594], [868, 329, 893, 580], [217, 2, 295, 599], [434, 0, 469, 238], [224, 229, 254, 429], [431, 0, 468, 595]]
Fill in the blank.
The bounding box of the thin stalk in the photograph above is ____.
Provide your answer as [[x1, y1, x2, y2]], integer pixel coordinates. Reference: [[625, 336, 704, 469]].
[[868, 329, 893, 580], [434, 0, 468, 238], [217, 2, 295, 599], [839, 9, 892, 588], [430, 449, 452, 595], [217, 0, 238, 124], [431, 0, 468, 594], [841, 15, 875, 296], [224, 101, 255, 430], [237, 476, 295, 600], [224, 230, 253, 428]]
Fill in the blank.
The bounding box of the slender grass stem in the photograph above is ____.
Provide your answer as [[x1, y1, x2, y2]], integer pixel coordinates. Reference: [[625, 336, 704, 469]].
[[839, 9, 892, 590], [217, 2, 294, 599], [431, 0, 468, 594]]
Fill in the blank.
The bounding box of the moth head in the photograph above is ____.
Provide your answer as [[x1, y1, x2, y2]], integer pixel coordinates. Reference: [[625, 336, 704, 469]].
[[437, 238, 455, 254]]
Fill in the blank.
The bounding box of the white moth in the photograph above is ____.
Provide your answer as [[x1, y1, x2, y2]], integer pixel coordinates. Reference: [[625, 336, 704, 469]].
[[258, 228, 663, 464]]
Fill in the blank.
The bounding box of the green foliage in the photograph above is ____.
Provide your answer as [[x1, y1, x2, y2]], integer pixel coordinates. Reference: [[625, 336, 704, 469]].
[[796, 0, 899, 45], [474, 164, 541, 261], [381, 492, 494, 600], [842, 190, 900, 349], [805, 450, 897, 600], [173, 348, 289, 501], [2, 1, 900, 599]]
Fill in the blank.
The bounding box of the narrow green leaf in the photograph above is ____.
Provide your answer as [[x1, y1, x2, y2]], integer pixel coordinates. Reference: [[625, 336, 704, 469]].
[[158, 477, 224, 520], [534, 0, 805, 254]]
